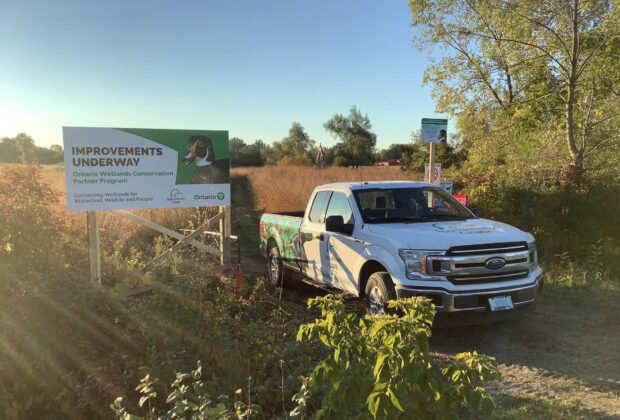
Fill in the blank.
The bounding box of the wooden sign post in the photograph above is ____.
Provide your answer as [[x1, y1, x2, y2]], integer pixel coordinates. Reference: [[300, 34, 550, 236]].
[[87, 211, 102, 285]]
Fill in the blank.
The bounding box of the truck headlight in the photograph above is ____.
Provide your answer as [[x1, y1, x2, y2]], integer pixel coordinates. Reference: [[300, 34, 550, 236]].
[[528, 242, 538, 268], [398, 249, 445, 279]]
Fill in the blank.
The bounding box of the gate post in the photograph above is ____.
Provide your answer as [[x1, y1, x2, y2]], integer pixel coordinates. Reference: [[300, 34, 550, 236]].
[[87, 211, 102, 285], [219, 206, 232, 266]]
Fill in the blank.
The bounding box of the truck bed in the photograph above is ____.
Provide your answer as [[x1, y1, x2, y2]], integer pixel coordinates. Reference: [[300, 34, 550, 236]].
[[259, 212, 304, 260]]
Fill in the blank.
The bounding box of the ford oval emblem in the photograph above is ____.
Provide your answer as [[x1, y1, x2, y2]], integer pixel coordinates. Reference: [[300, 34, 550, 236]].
[[485, 257, 506, 270]]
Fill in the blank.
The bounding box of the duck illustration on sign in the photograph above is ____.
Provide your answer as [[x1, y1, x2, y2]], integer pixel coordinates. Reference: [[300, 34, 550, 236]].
[[181, 135, 229, 184]]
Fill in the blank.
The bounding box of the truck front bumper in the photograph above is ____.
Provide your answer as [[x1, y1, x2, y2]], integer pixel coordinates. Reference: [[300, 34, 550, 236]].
[[395, 272, 544, 314]]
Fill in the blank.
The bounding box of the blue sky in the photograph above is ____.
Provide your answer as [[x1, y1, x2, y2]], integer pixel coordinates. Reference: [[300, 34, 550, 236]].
[[0, 0, 447, 149]]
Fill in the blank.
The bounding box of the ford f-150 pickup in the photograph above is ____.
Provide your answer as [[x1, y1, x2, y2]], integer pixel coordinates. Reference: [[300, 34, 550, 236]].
[[259, 181, 543, 320]]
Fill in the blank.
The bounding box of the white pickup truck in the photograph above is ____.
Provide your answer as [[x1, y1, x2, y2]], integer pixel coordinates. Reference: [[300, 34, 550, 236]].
[[259, 181, 543, 321]]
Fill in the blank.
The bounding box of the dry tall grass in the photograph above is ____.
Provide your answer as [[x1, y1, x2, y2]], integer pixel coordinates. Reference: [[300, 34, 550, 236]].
[[232, 165, 422, 212]]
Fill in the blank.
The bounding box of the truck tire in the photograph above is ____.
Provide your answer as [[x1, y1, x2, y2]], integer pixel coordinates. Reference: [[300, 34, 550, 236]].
[[364, 272, 397, 315], [267, 243, 286, 287]]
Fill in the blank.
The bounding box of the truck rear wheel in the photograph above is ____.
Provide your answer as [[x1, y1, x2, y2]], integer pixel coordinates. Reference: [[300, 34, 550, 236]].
[[364, 272, 397, 315], [267, 244, 285, 287]]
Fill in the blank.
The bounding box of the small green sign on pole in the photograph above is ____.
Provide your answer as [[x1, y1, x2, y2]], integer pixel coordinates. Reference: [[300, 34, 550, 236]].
[[421, 118, 448, 143]]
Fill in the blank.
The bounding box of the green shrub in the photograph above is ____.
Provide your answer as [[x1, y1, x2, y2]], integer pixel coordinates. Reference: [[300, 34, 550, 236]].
[[0, 164, 77, 280], [292, 296, 500, 419], [111, 361, 262, 419]]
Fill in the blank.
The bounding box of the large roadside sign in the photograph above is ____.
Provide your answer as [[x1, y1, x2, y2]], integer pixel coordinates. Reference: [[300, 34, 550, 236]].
[[63, 127, 230, 211], [421, 118, 448, 143]]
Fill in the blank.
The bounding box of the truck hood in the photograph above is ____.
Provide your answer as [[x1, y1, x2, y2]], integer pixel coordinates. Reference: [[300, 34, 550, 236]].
[[363, 218, 533, 250]]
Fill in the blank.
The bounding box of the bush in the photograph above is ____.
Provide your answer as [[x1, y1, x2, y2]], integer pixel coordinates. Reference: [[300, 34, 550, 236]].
[[292, 296, 501, 419], [0, 164, 73, 279], [459, 167, 620, 278], [111, 361, 262, 419]]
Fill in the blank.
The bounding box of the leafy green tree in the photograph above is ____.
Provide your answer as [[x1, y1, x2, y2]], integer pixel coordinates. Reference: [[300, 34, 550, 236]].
[[324, 106, 377, 168], [402, 132, 467, 172], [0, 137, 19, 163], [14, 133, 37, 163], [0, 134, 63, 164], [276, 122, 315, 165], [377, 144, 407, 162], [229, 137, 266, 167], [409, 0, 620, 182], [37, 144, 64, 164]]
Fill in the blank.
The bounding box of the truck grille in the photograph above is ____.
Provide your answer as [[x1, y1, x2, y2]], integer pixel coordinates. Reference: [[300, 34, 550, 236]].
[[446, 242, 528, 256], [447, 269, 530, 284], [428, 242, 531, 285]]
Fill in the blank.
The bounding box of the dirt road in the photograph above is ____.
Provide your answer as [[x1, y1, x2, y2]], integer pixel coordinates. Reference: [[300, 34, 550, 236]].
[[433, 291, 620, 418], [232, 174, 620, 418]]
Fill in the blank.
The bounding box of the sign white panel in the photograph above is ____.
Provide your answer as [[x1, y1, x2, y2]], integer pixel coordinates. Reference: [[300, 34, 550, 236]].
[[63, 127, 230, 211], [424, 163, 442, 185]]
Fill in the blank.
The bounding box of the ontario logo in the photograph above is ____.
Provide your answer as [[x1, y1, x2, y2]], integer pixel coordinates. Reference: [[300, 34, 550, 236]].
[[193, 193, 225, 200], [167, 188, 185, 204]]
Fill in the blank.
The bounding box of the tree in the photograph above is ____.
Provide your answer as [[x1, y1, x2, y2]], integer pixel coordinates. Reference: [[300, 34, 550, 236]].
[[324, 106, 377, 168], [14, 133, 37, 163], [277, 122, 315, 165], [0, 134, 62, 164], [229, 138, 267, 167], [0, 137, 19, 163], [37, 144, 64, 164], [402, 132, 467, 172], [377, 144, 407, 162], [409, 0, 620, 182]]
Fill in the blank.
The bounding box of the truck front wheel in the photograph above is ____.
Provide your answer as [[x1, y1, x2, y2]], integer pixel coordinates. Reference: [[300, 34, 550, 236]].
[[364, 272, 397, 315]]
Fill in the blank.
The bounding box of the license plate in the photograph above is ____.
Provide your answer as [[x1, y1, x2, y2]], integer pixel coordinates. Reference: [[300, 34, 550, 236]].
[[488, 295, 514, 312]]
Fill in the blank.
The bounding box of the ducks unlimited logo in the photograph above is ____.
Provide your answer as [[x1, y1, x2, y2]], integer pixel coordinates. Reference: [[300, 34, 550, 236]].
[[167, 189, 185, 204]]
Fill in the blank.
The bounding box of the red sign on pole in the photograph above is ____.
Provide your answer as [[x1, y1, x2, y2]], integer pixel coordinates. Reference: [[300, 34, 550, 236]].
[[454, 194, 468, 206]]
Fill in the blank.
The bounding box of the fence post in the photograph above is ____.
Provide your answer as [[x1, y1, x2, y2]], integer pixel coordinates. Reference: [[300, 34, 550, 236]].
[[219, 206, 232, 267], [87, 211, 102, 285]]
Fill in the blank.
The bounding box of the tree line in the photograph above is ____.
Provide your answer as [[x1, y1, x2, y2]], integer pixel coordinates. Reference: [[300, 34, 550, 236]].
[[1, 124, 465, 172], [230, 105, 466, 170], [0, 133, 64, 164]]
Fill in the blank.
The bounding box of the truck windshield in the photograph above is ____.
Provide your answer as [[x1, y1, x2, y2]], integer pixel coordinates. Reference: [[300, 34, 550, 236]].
[[353, 187, 474, 223]]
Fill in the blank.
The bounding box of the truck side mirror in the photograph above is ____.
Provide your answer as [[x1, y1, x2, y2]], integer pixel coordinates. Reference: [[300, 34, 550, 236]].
[[325, 215, 353, 235]]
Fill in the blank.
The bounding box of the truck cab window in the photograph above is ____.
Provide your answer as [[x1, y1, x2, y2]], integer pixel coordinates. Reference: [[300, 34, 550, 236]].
[[354, 187, 473, 223], [308, 191, 332, 223], [325, 192, 355, 226]]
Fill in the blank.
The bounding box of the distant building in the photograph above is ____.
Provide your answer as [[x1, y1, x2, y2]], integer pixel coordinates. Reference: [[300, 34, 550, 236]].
[[377, 159, 401, 166]]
